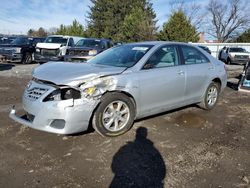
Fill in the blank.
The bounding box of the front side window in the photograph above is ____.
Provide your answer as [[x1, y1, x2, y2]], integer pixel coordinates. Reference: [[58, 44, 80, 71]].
[[143, 46, 179, 69], [181, 46, 209, 65]]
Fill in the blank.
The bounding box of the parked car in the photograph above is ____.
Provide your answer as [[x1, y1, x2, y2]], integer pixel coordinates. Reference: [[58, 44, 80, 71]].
[[64, 38, 113, 62], [9, 41, 227, 137], [198, 45, 211, 54], [238, 62, 250, 92], [219, 47, 250, 64], [35, 35, 83, 64], [0, 36, 45, 64]]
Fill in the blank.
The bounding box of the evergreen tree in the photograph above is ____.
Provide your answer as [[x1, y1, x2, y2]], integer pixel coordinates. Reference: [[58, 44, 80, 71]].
[[120, 7, 157, 42], [236, 29, 250, 42], [87, 0, 157, 41], [55, 20, 85, 36], [56, 24, 68, 35], [158, 11, 199, 42], [68, 20, 85, 36]]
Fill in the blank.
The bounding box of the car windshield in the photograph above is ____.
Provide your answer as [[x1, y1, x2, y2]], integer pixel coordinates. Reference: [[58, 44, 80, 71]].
[[76, 39, 101, 48], [44, 37, 68, 45], [10, 37, 29, 45], [88, 44, 153, 67], [229, 48, 247, 52]]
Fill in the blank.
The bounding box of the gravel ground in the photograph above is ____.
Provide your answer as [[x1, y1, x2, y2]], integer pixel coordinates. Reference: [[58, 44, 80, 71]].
[[0, 62, 249, 188]]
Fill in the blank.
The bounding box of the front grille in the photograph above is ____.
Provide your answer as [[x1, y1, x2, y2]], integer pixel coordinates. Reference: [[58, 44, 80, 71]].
[[1, 49, 13, 55], [69, 50, 89, 56], [235, 55, 249, 59], [41, 49, 59, 57], [25, 87, 48, 100]]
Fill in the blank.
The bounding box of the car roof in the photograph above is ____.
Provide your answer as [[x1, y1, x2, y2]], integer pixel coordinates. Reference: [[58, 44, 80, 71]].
[[80, 38, 111, 41], [124, 41, 194, 46]]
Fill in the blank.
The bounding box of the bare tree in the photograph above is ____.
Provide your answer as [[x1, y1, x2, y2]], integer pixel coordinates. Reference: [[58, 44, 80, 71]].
[[169, 0, 205, 30], [207, 0, 250, 42]]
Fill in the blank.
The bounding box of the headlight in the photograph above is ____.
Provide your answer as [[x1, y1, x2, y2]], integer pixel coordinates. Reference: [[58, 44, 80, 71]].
[[61, 88, 81, 100], [43, 89, 61, 102], [57, 49, 61, 56], [9, 47, 21, 53], [88, 50, 97, 56], [36, 48, 40, 53], [80, 77, 114, 97], [43, 88, 81, 102], [229, 54, 235, 58]]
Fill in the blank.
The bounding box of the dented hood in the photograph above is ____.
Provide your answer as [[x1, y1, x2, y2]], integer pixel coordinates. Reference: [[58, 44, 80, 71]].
[[36, 43, 62, 49], [33, 62, 125, 86]]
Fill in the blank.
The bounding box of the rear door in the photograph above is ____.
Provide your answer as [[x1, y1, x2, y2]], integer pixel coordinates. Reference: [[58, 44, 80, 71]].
[[138, 45, 186, 115], [180, 45, 212, 103]]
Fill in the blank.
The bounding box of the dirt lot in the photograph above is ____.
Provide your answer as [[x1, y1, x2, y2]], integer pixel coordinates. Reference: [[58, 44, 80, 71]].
[[0, 62, 249, 188]]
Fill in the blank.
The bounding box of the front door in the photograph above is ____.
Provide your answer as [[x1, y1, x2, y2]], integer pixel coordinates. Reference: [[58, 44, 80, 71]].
[[138, 45, 186, 116]]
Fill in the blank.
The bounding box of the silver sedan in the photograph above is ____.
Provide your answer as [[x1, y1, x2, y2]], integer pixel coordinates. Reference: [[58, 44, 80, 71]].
[[9, 41, 227, 137]]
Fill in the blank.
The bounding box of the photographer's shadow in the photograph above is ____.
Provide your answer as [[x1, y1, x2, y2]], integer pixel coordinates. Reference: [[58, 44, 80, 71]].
[[110, 127, 166, 188]]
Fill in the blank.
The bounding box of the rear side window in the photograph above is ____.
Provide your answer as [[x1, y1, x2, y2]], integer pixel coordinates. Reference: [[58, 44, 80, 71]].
[[181, 46, 209, 65]]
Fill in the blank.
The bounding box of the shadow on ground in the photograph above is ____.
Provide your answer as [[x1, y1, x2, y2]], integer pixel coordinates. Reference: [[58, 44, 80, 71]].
[[110, 127, 166, 188], [0, 63, 15, 71]]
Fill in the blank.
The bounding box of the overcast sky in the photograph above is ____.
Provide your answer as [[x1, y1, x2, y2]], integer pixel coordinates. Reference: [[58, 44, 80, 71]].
[[0, 0, 207, 35]]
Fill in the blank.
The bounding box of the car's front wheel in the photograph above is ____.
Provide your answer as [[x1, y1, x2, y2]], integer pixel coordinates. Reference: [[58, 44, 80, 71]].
[[199, 82, 219, 110], [92, 93, 135, 137]]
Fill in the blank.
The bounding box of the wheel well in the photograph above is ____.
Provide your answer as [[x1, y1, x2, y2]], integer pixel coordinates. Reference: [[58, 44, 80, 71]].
[[212, 78, 222, 91], [88, 90, 137, 130], [107, 90, 137, 111]]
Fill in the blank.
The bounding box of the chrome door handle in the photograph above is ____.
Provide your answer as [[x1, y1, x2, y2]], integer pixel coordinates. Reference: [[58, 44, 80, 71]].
[[177, 70, 184, 75]]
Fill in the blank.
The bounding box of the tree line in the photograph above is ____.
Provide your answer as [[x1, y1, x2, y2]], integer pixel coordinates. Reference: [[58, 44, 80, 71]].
[[27, 0, 250, 43]]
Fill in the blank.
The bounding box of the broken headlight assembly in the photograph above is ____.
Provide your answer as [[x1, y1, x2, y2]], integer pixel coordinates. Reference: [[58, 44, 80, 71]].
[[43, 88, 81, 102], [80, 77, 114, 98]]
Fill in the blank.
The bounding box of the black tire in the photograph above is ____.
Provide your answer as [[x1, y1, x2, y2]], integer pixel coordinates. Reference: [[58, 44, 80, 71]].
[[199, 82, 220, 110], [22, 52, 32, 64], [92, 93, 136, 137], [226, 58, 231, 65]]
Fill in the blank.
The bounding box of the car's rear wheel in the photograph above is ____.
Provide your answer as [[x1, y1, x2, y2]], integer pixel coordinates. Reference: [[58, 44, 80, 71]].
[[92, 93, 135, 137], [199, 82, 219, 110], [22, 52, 32, 64]]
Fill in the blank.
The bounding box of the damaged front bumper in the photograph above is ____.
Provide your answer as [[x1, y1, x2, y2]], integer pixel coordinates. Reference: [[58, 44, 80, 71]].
[[9, 80, 99, 134], [34, 53, 63, 64]]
